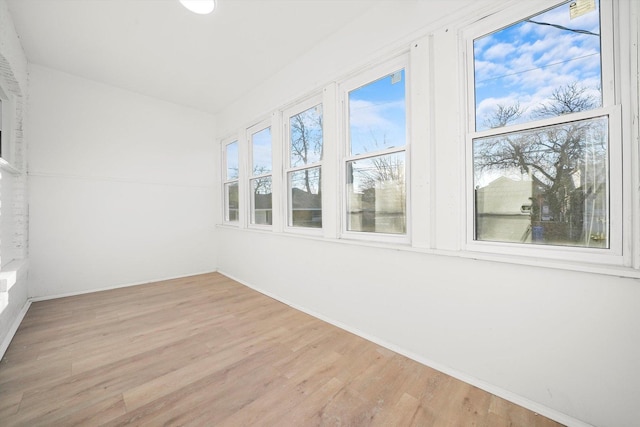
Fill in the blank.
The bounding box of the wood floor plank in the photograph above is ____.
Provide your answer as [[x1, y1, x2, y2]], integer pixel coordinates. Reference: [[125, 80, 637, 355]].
[[0, 272, 565, 426], [0, 390, 22, 419]]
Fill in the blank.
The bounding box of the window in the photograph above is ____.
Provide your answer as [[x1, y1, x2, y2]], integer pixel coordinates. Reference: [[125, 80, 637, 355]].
[[342, 59, 409, 239], [466, 0, 621, 259], [249, 124, 273, 226], [0, 85, 13, 165], [222, 139, 239, 223], [285, 98, 323, 229], [0, 98, 3, 157]]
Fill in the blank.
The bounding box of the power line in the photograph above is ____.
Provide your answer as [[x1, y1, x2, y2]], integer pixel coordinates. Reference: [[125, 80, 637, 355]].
[[525, 19, 599, 37], [476, 52, 599, 85]]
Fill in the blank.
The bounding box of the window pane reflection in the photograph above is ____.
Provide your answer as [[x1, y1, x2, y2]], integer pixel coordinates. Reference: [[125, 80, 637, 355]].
[[474, 1, 602, 131], [347, 153, 406, 234], [349, 70, 406, 156], [226, 142, 238, 180], [251, 176, 272, 225], [289, 168, 321, 228], [290, 105, 323, 167], [252, 128, 272, 175], [474, 117, 608, 248], [225, 182, 238, 222]]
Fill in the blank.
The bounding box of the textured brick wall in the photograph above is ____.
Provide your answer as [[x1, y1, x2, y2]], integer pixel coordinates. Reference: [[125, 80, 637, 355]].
[[0, 0, 29, 354], [0, 0, 28, 264]]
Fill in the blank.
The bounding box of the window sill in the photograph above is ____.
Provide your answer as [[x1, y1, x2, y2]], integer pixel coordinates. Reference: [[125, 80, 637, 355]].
[[0, 158, 22, 175], [215, 223, 640, 279], [0, 259, 28, 292]]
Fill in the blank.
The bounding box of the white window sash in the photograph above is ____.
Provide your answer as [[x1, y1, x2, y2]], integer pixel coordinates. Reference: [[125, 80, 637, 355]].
[[338, 54, 412, 244], [461, 0, 624, 265]]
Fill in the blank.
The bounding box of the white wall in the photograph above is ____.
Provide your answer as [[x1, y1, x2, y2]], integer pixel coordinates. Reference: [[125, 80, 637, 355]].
[[28, 65, 217, 298], [0, 0, 29, 355], [215, 1, 640, 427], [218, 230, 640, 427]]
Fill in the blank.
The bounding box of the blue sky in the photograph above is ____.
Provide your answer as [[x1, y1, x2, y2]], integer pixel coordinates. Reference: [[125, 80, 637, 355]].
[[226, 141, 238, 180], [474, 0, 601, 130], [290, 104, 323, 167], [252, 127, 272, 174], [349, 69, 406, 156]]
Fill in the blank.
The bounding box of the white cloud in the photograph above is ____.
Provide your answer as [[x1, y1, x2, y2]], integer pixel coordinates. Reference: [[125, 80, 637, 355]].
[[349, 99, 403, 131], [473, 1, 603, 130], [349, 99, 405, 153], [483, 42, 517, 61], [474, 60, 509, 86]]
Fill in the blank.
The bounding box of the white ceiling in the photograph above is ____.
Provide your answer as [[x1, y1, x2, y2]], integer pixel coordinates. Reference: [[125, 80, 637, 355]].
[[7, 0, 379, 115]]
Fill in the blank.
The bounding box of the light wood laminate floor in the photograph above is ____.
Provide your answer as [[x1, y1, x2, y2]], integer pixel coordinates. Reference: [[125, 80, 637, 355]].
[[0, 272, 563, 426]]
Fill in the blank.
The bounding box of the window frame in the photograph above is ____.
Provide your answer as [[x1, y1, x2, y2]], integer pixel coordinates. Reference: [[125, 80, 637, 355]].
[[247, 120, 274, 229], [283, 95, 324, 235], [462, 0, 625, 266], [339, 55, 411, 244], [0, 84, 15, 168], [221, 136, 240, 225]]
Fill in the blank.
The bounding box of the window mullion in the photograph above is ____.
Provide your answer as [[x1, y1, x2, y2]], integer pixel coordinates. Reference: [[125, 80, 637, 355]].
[[287, 162, 322, 174], [346, 146, 406, 163], [471, 107, 615, 140]]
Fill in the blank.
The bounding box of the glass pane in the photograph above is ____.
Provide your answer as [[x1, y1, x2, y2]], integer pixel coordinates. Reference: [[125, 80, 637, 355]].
[[252, 127, 272, 175], [251, 176, 272, 225], [474, 1, 602, 131], [0, 99, 3, 158], [225, 141, 238, 180], [290, 104, 323, 167], [225, 182, 239, 222], [289, 167, 322, 228], [474, 116, 608, 248], [346, 152, 406, 234], [349, 69, 406, 156]]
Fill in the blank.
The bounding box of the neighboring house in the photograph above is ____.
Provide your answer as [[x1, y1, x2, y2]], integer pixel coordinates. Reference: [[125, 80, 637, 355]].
[[475, 176, 533, 243]]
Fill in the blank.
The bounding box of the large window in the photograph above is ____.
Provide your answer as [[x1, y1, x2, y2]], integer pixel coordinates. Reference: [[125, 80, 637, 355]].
[[249, 124, 273, 226], [222, 139, 239, 223], [343, 59, 408, 238], [0, 98, 3, 157], [0, 86, 13, 164], [467, 0, 620, 257], [285, 98, 323, 229]]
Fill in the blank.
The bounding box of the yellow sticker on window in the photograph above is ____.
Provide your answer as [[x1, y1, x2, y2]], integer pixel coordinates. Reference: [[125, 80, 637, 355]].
[[569, 0, 596, 19]]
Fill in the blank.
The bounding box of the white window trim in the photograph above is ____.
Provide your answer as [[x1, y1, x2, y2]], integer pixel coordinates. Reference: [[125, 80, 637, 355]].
[[0, 85, 16, 171], [221, 136, 240, 226], [282, 94, 324, 236], [461, 0, 627, 266], [338, 54, 412, 245], [213, 1, 640, 278], [619, 0, 640, 270], [408, 36, 433, 250], [247, 119, 274, 230]]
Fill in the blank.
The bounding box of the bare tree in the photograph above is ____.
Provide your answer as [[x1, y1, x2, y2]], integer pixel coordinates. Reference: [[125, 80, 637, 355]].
[[290, 108, 323, 194], [533, 83, 598, 118], [483, 102, 525, 129], [251, 166, 272, 195], [474, 83, 607, 243], [355, 154, 405, 192]]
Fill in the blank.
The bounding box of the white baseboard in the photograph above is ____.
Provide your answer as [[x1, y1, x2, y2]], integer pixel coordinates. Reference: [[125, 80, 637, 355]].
[[217, 269, 593, 427], [0, 299, 31, 360], [3, 268, 594, 427]]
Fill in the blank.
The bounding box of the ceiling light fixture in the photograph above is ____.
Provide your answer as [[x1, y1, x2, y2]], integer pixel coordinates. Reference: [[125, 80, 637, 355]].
[[179, 0, 215, 15]]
